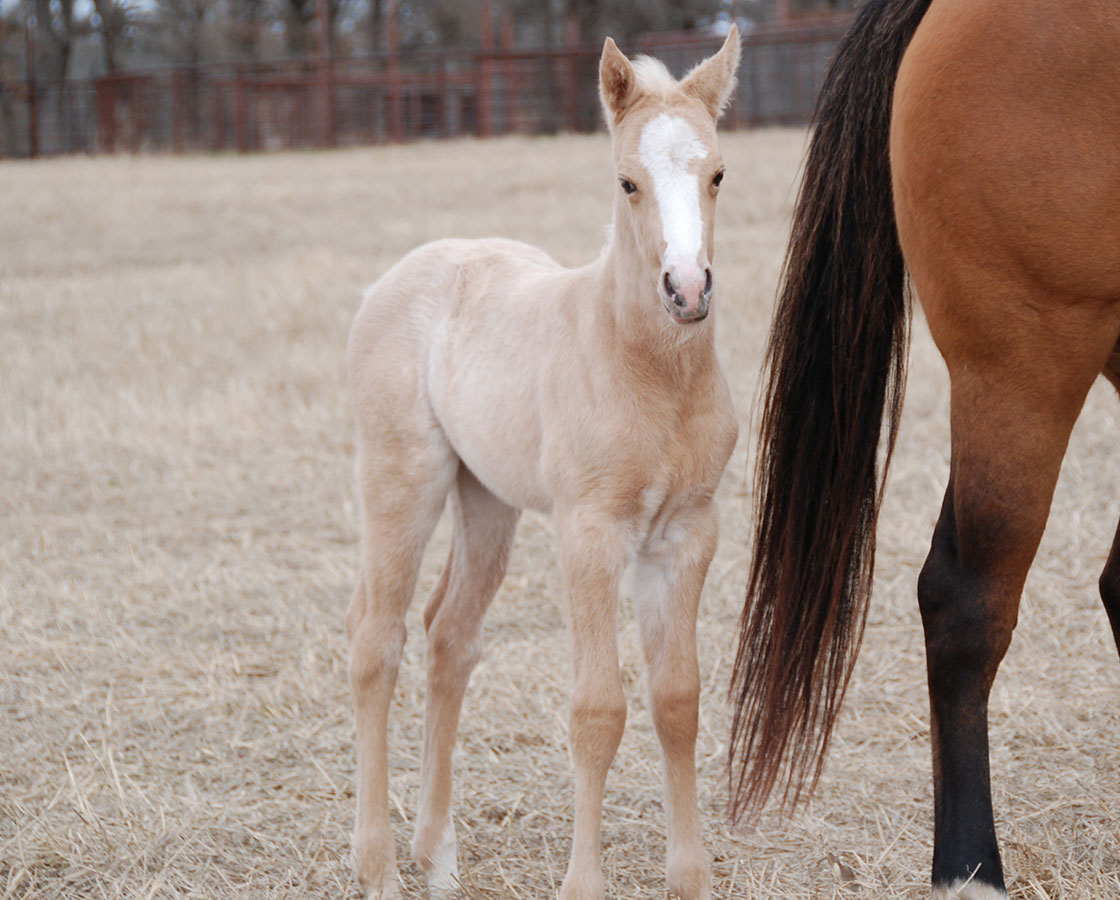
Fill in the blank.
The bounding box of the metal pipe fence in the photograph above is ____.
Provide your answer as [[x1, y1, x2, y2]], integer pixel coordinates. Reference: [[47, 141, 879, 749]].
[[0, 20, 847, 158]]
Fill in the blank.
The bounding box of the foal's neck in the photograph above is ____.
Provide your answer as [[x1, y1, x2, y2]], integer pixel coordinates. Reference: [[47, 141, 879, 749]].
[[592, 211, 717, 378]]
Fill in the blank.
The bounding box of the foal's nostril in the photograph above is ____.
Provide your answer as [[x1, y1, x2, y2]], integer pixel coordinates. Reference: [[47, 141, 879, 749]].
[[703, 268, 713, 296], [662, 271, 675, 298]]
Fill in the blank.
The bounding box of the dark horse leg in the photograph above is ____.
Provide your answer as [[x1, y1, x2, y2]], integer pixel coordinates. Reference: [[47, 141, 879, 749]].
[[1097, 349, 1120, 655], [916, 340, 1110, 898], [918, 385, 1075, 891]]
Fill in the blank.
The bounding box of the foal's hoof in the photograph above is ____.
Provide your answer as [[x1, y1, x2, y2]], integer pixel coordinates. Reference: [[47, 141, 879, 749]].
[[412, 822, 461, 899], [351, 842, 402, 900], [667, 857, 711, 900], [357, 877, 402, 900], [558, 868, 606, 900]]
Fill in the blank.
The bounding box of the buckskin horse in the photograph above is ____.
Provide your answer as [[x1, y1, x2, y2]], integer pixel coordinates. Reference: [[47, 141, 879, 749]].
[[730, 1, 1120, 898]]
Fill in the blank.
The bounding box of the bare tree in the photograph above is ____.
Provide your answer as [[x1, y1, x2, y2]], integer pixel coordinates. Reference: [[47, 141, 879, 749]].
[[32, 0, 86, 80], [565, 0, 724, 44], [365, 0, 383, 54], [93, 0, 138, 71], [790, 0, 858, 16], [151, 0, 213, 65], [0, 11, 23, 155], [229, 0, 265, 59]]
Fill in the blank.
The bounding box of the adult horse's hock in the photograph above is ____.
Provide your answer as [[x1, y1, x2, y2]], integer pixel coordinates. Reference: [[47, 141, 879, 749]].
[[731, 1, 1120, 898], [347, 30, 740, 900]]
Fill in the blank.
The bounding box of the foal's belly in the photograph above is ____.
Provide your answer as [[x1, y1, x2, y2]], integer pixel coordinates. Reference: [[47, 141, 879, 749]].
[[439, 411, 553, 513], [427, 328, 553, 513]]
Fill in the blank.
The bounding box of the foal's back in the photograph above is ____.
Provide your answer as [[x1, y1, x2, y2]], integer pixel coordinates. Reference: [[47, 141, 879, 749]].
[[349, 235, 594, 514]]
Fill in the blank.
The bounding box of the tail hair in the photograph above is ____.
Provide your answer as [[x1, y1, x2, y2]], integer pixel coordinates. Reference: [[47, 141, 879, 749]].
[[728, 0, 933, 820]]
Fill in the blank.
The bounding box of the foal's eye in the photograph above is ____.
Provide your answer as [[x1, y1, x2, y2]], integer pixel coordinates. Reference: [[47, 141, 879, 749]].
[[712, 170, 725, 188], [620, 178, 638, 195]]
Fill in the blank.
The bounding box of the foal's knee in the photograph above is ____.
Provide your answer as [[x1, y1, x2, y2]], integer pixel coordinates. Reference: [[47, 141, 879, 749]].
[[348, 605, 407, 692], [650, 679, 700, 753], [425, 616, 482, 682], [570, 692, 627, 759]]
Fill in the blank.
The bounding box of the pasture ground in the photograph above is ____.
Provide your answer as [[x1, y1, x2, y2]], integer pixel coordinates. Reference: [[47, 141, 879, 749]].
[[2, 132, 1118, 900]]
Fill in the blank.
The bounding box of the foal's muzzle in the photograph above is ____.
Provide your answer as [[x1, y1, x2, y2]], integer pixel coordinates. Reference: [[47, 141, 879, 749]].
[[661, 267, 713, 324]]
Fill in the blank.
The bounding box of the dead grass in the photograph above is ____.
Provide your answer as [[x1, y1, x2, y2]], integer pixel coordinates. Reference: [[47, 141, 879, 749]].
[[1, 132, 1118, 900]]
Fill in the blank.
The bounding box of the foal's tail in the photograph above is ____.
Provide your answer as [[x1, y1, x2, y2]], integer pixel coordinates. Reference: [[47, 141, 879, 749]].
[[729, 0, 933, 820]]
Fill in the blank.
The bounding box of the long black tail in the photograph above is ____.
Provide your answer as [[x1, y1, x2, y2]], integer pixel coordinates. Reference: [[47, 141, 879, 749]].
[[729, 0, 933, 820]]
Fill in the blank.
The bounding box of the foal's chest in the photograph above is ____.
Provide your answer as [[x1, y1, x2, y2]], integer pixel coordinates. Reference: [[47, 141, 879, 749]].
[[602, 379, 738, 532]]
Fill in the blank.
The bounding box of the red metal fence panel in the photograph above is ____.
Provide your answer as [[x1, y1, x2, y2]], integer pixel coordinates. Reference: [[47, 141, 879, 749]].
[[0, 20, 848, 159]]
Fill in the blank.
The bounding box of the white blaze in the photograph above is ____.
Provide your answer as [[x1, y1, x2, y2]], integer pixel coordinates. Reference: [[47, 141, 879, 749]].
[[638, 114, 708, 273]]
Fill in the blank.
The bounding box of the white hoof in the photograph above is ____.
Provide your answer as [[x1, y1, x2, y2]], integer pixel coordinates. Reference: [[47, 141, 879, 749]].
[[351, 838, 402, 900], [414, 822, 461, 899], [932, 879, 1008, 900]]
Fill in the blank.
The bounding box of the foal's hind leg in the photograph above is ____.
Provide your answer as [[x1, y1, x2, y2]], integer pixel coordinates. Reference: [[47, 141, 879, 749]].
[[1094, 350, 1120, 655], [411, 467, 520, 897], [348, 424, 457, 900], [916, 314, 1116, 900]]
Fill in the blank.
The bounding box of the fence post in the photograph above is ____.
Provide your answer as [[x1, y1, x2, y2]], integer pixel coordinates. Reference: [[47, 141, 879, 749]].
[[435, 56, 447, 138], [95, 78, 114, 152], [563, 13, 579, 133], [316, 0, 335, 147], [477, 2, 493, 137], [24, 11, 39, 158], [387, 0, 403, 142], [213, 80, 224, 150], [130, 77, 143, 152], [501, 6, 517, 134], [172, 70, 184, 152], [234, 66, 249, 152]]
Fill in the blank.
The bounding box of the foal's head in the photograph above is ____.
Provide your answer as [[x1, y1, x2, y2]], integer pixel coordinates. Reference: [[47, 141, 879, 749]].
[[600, 27, 740, 326]]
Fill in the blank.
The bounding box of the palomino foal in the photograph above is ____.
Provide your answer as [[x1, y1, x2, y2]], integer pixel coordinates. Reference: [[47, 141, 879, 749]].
[[346, 29, 740, 900]]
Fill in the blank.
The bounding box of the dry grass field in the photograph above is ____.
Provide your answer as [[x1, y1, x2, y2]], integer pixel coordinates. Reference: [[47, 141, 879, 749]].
[[2, 131, 1118, 900]]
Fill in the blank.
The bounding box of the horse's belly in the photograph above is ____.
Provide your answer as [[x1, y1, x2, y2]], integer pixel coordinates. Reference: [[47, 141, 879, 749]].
[[428, 339, 551, 513], [443, 414, 552, 513]]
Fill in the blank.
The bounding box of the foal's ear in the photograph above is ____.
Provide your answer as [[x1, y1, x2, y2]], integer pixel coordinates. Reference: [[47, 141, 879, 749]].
[[681, 24, 741, 120], [599, 37, 637, 126]]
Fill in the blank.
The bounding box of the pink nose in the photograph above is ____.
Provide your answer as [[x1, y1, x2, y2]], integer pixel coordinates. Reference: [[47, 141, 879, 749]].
[[662, 268, 713, 319]]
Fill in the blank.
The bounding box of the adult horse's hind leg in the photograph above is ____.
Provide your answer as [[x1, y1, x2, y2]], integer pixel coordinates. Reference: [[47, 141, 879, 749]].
[[916, 313, 1116, 899], [1097, 514, 1120, 656], [348, 417, 458, 900], [1093, 349, 1120, 654], [411, 466, 520, 897]]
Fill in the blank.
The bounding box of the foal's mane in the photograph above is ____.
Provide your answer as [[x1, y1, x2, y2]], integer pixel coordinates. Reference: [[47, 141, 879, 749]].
[[631, 56, 680, 100]]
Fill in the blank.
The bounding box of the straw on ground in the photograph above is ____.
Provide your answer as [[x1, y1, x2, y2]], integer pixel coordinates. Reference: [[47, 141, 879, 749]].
[[1, 133, 1118, 899]]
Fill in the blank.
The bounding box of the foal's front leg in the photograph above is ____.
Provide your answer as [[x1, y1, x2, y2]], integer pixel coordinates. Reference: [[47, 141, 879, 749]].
[[632, 503, 718, 900], [556, 511, 629, 900]]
